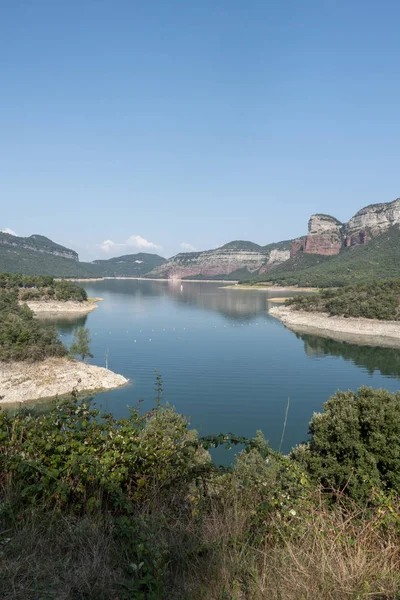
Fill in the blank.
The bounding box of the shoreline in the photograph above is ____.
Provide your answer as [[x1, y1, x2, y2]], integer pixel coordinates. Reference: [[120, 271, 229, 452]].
[[269, 305, 400, 349], [65, 277, 238, 284], [21, 299, 101, 315], [222, 284, 319, 292], [0, 357, 129, 405]]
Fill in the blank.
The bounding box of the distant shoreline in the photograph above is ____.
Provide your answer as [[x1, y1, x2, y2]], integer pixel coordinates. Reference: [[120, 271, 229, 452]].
[[0, 357, 129, 405], [64, 277, 239, 284], [269, 305, 400, 349]]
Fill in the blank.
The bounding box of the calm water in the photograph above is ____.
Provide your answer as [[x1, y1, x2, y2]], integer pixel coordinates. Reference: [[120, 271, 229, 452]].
[[42, 280, 400, 455]]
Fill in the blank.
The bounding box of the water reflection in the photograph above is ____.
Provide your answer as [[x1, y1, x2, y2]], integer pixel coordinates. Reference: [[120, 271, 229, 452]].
[[84, 279, 293, 322], [167, 283, 272, 321], [299, 332, 400, 378], [38, 314, 88, 335]]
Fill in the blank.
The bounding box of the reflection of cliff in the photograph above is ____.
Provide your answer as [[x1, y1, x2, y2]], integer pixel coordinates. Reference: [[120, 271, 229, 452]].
[[83, 280, 274, 321], [299, 333, 400, 378], [167, 282, 270, 321]]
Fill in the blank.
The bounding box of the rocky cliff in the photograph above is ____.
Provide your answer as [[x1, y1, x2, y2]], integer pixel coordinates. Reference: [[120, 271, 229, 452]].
[[146, 240, 292, 280], [290, 215, 343, 257], [344, 198, 400, 247], [290, 198, 400, 258]]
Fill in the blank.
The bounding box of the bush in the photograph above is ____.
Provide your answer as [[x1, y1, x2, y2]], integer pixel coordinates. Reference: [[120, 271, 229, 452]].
[[286, 279, 400, 320], [293, 386, 400, 502], [0, 272, 87, 302], [0, 291, 67, 361]]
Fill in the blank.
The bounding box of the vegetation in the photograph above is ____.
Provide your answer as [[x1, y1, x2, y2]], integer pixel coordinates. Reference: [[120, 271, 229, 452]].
[[286, 279, 400, 320], [69, 327, 93, 361], [252, 226, 400, 287], [0, 232, 166, 277], [0, 272, 88, 302], [92, 253, 166, 277], [0, 292, 67, 361], [1, 385, 400, 598]]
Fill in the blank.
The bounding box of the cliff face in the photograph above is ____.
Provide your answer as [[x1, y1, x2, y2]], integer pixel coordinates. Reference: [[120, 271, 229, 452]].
[[344, 199, 400, 246], [304, 215, 342, 256], [290, 215, 343, 257], [290, 199, 400, 258], [146, 241, 291, 280]]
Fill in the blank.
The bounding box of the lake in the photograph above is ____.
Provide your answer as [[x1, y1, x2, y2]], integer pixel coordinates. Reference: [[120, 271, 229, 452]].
[[45, 280, 400, 455]]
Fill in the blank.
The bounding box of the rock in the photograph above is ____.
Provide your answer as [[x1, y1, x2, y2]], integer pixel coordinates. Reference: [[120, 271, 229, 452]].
[[303, 214, 343, 256], [22, 300, 99, 315], [0, 357, 128, 404], [147, 241, 292, 280], [344, 198, 400, 246], [290, 238, 304, 258]]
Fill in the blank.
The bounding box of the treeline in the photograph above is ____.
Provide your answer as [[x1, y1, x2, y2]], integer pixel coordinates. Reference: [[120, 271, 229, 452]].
[[1, 386, 400, 598], [0, 272, 87, 302], [287, 279, 400, 320], [0, 291, 67, 361]]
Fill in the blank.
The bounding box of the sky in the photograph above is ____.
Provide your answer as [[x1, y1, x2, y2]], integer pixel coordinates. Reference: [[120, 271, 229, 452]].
[[1, 0, 400, 260]]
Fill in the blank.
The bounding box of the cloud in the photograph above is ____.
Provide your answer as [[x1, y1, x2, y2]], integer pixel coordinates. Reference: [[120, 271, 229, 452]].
[[1, 227, 17, 236], [126, 235, 161, 250], [180, 242, 196, 251], [99, 235, 161, 254], [100, 239, 119, 253]]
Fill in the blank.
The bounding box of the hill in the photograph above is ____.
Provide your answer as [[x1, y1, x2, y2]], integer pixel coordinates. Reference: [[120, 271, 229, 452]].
[[0, 232, 166, 278], [258, 226, 400, 287], [0, 231, 78, 261], [146, 239, 294, 280], [92, 253, 166, 277]]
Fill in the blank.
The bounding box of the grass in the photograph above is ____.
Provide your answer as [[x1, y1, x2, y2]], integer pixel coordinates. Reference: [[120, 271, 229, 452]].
[[1, 489, 399, 599], [2, 393, 400, 599]]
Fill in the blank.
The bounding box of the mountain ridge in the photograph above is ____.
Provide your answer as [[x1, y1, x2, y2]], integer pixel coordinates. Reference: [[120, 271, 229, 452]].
[[2, 196, 400, 282]]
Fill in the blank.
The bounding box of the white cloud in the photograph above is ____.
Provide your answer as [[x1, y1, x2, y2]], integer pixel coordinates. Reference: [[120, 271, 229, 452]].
[[126, 235, 161, 250], [1, 227, 17, 236], [100, 239, 120, 253], [99, 235, 161, 254], [180, 242, 196, 251]]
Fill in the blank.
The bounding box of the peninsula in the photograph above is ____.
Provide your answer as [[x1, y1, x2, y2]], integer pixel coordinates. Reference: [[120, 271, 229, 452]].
[[270, 280, 400, 348], [0, 273, 127, 404]]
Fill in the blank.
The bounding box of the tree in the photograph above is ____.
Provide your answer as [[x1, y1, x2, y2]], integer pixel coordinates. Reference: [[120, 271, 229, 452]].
[[293, 386, 400, 501], [69, 327, 93, 361]]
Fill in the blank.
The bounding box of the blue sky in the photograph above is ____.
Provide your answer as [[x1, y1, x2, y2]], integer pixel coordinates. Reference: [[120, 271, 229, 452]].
[[1, 0, 400, 260]]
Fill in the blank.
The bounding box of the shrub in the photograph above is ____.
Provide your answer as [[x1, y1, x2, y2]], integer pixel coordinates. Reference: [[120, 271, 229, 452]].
[[293, 386, 400, 501]]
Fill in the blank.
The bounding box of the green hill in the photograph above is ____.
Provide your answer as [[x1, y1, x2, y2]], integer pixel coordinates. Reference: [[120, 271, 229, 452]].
[[0, 244, 98, 277], [256, 226, 400, 287], [0, 233, 166, 277], [92, 253, 166, 277]]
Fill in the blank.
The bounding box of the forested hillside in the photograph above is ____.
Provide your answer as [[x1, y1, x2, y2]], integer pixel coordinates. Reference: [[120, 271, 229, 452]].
[[255, 226, 400, 287]]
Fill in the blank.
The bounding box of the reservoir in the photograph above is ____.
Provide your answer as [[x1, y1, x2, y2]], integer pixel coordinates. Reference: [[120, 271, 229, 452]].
[[46, 279, 400, 454]]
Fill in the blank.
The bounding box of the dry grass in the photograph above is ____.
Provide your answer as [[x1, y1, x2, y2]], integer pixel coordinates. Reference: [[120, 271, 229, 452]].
[[1, 489, 400, 599], [177, 489, 400, 600]]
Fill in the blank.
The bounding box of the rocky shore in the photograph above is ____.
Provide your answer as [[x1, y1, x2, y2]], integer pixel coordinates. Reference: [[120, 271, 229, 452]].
[[269, 306, 400, 349], [224, 284, 318, 292], [0, 357, 128, 404], [21, 299, 100, 315]]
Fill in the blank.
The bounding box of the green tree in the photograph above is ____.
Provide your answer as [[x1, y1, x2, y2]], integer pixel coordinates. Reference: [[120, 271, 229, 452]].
[[69, 327, 93, 361], [293, 386, 400, 501]]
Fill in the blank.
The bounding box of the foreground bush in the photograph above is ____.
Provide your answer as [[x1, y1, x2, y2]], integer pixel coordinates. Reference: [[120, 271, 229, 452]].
[[1, 389, 400, 599]]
